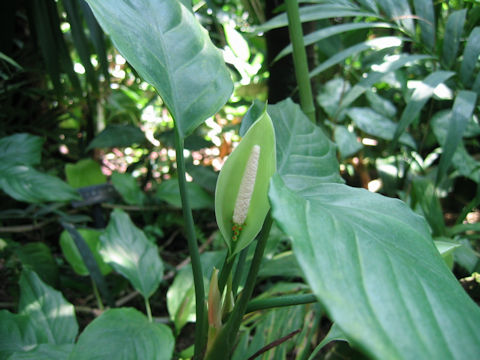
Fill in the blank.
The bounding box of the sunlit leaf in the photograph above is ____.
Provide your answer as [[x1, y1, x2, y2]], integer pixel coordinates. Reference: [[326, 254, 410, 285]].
[[65, 159, 107, 189], [85, 0, 233, 138], [100, 209, 163, 299]]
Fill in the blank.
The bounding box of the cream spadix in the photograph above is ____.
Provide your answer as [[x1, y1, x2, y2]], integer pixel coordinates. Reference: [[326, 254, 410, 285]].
[[215, 107, 276, 256], [232, 145, 260, 226]]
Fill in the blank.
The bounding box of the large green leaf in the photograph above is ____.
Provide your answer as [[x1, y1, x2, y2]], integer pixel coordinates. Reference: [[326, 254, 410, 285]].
[[0, 311, 37, 360], [84, 0, 233, 138], [268, 99, 343, 190], [69, 308, 174, 360], [269, 175, 480, 359], [18, 269, 78, 345], [0, 133, 43, 166], [392, 71, 455, 148], [7, 344, 73, 360], [111, 172, 146, 206], [0, 165, 80, 203], [16, 243, 59, 287], [65, 159, 107, 189], [100, 209, 163, 299], [442, 9, 466, 68], [156, 178, 213, 210]]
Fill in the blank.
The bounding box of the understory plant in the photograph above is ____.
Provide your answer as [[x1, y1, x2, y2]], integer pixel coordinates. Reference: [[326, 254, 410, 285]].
[[1, 0, 479, 360]]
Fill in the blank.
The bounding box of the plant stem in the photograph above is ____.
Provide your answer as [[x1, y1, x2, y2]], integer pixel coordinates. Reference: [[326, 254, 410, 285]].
[[145, 297, 152, 322], [218, 252, 235, 294], [91, 279, 104, 310], [174, 128, 206, 358], [232, 246, 249, 297], [205, 213, 273, 360], [245, 293, 317, 313], [285, 0, 316, 122]]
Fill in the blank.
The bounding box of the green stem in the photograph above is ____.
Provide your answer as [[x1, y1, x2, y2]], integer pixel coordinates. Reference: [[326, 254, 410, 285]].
[[174, 128, 206, 359], [232, 246, 249, 297], [245, 294, 317, 314], [285, 0, 316, 122], [91, 279, 104, 310], [145, 297, 152, 322], [205, 213, 273, 360], [218, 252, 235, 295]]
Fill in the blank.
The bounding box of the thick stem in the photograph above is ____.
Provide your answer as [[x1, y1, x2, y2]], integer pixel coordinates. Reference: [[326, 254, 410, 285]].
[[232, 246, 249, 297], [285, 0, 316, 122], [218, 253, 235, 295], [205, 213, 273, 360], [174, 128, 206, 358]]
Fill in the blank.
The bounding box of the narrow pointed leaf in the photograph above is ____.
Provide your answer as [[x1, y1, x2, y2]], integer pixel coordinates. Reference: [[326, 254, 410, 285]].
[[442, 9, 466, 68], [460, 27, 480, 88], [84, 0, 233, 138], [413, 0, 435, 50], [69, 308, 174, 360], [100, 209, 163, 298], [18, 269, 78, 345], [436, 90, 477, 184], [338, 54, 431, 113], [275, 22, 393, 62], [391, 70, 455, 148], [269, 175, 480, 360], [310, 37, 403, 78], [215, 111, 276, 255], [378, 0, 414, 34]]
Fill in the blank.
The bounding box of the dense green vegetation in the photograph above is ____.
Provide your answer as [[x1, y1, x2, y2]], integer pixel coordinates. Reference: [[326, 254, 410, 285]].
[[1, 0, 479, 359]]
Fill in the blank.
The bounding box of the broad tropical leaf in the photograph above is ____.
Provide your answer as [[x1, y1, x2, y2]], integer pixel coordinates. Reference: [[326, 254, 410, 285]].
[[0, 133, 43, 166], [269, 175, 480, 360], [85, 0, 233, 138]]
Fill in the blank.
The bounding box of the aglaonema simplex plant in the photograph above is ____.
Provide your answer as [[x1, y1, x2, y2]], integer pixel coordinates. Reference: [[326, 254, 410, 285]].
[[83, 0, 480, 359]]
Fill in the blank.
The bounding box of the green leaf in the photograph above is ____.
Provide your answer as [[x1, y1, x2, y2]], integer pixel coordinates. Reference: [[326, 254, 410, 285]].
[[18, 269, 78, 345], [436, 90, 477, 184], [255, 4, 378, 33], [215, 110, 276, 255], [0, 311, 37, 359], [431, 110, 480, 183], [7, 344, 73, 360], [84, 0, 233, 138], [269, 99, 343, 190], [378, 0, 414, 34], [68, 308, 174, 360], [269, 175, 480, 359], [0, 165, 80, 203], [239, 100, 267, 137], [339, 54, 432, 112], [111, 172, 146, 206], [347, 108, 416, 148], [156, 178, 213, 210], [100, 209, 163, 299], [65, 159, 107, 189], [365, 90, 397, 118], [411, 178, 445, 237], [334, 125, 363, 158], [460, 27, 480, 88], [0, 134, 43, 166], [392, 71, 455, 148], [442, 9, 466, 68], [308, 323, 347, 360], [59, 228, 112, 276], [86, 124, 146, 150], [317, 78, 351, 119], [166, 251, 224, 334], [16, 243, 59, 287], [434, 239, 461, 269], [413, 0, 435, 50], [276, 22, 393, 61], [310, 36, 404, 78]]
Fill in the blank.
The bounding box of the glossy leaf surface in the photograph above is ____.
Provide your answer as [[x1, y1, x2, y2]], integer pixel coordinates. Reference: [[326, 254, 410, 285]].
[[269, 175, 480, 359], [69, 308, 174, 360], [100, 209, 163, 298], [85, 0, 233, 138], [215, 110, 276, 255]]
